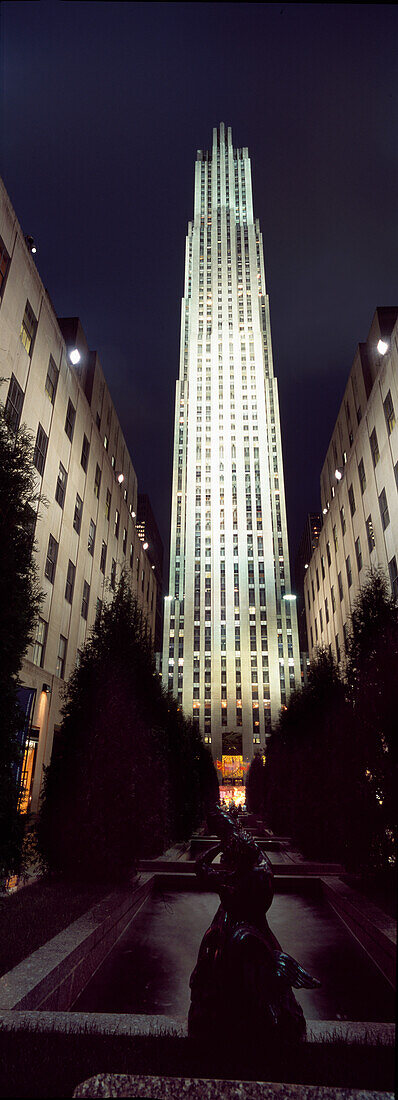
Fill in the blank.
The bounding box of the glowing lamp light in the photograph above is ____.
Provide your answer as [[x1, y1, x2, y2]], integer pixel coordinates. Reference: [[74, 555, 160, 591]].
[[323, 506, 328, 515], [143, 541, 149, 550], [377, 339, 388, 356], [117, 472, 124, 484], [151, 564, 155, 570], [131, 510, 136, 518], [42, 683, 51, 694], [304, 563, 309, 570], [69, 348, 81, 365], [335, 468, 342, 481], [283, 593, 297, 602]]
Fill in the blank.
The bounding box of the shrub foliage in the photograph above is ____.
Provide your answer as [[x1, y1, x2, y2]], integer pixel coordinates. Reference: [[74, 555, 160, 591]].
[[248, 571, 397, 872], [0, 411, 42, 879], [38, 576, 219, 882]]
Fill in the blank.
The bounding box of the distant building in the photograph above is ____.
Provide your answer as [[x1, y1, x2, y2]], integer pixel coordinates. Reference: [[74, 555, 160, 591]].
[[304, 307, 398, 663], [0, 178, 158, 814], [137, 493, 164, 654], [294, 512, 321, 652], [162, 123, 300, 784]]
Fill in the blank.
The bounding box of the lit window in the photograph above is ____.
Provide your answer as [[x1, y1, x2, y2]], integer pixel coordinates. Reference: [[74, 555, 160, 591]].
[[366, 514, 375, 554], [114, 509, 120, 539], [20, 300, 37, 357]]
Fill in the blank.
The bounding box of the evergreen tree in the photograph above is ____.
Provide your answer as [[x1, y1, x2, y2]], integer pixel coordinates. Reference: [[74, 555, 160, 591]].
[[345, 569, 398, 869], [0, 409, 42, 879], [38, 575, 218, 882]]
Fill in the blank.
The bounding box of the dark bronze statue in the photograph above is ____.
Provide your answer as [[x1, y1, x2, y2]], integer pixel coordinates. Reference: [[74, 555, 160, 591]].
[[188, 807, 319, 1046]]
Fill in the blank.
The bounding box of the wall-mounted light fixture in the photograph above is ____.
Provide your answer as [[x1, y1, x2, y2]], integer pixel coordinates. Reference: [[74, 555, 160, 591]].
[[69, 348, 81, 365], [143, 541, 149, 551], [116, 472, 124, 484], [335, 468, 343, 481], [377, 339, 388, 356], [24, 234, 37, 254], [42, 683, 51, 694]]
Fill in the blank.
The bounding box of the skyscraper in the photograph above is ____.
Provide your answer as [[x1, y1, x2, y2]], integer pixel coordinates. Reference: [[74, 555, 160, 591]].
[[163, 124, 300, 780]]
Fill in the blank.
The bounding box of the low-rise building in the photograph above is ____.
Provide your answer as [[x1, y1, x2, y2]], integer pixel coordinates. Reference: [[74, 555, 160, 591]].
[[304, 307, 398, 663], [0, 178, 157, 813]]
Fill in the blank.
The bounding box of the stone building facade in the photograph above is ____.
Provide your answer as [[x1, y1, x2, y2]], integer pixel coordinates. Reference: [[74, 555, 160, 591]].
[[304, 307, 398, 663], [0, 178, 157, 813]]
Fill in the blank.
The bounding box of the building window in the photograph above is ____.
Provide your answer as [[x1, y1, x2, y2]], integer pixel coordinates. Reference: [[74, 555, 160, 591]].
[[388, 556, 398, 600], [114, 509, 120, 539], [65, 398, 76, 442], [20, 300, 37, 357], [73, 493, 83, 534], [110, 558, 116, 590], [56, 635, 67, 679], [81, 580, 90, 620], [65, 559, 76, 603], [55, 462, 67, 508], [355, 537, 362, 573], [346, 555, 352, 588], [4, 373, 24, 433], [81, 433, 90, 472], [32, 618, 47, 667], [383, 390, 395, 436], [331, 585, 336, 613], [326, 541, 331, 567], [335, 633, 341, 663], [88, 518, 96, 555], [348, 484, 356, 517], [45, 534, 58, 583], [100, 540, 107, 574], [33, 423, 48, 477], [0, 236, 10, 297], [358, 457, 366, 495], [340, 506, 346, 535], [94, 463, 101, 498], [333, 525, 338, 552], [366, 514, 375, 553], [325, 597, 329, 624], [45, 356, 59, 404], [122, 527, 127, 555], [338, 571, 343, 601], [105, 488, 111, 521], [379, 487, 390, 531], [369, 427, 379, 468]]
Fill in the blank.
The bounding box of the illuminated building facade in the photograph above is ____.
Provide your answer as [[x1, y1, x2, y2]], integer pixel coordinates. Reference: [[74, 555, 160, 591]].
[[0, 178, 157, 814], [162, 124, 300, 771], [304, 307, 398, 663]]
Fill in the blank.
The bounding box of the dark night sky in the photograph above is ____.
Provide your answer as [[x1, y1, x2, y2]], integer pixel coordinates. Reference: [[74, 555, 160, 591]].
[[1, 2, 397, 581]]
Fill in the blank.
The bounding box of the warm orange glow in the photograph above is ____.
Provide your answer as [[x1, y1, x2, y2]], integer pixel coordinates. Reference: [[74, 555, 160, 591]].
[[18, 740, 37, 814], [219, 786, 246, 808], [222, 754, 244, 779]]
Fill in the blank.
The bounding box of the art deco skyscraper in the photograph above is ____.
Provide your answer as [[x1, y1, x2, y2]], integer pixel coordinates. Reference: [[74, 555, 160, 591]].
[[163, 124, 300, 770]]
